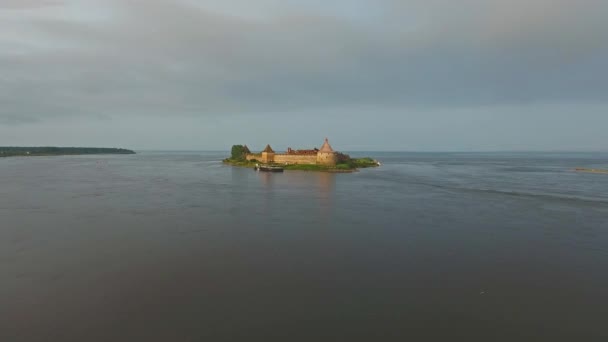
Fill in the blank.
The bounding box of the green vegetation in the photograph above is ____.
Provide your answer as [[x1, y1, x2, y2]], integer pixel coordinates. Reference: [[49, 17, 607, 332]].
[[352, 157, 380, 168], [283, 164, 328, 171], [0, 147, 135, 157], [230, 145, 249, 161], [334, 154, 380, 170], [282, 156, 379, 172], [224, 145, 256, 167], [222, 158, 258, 168]]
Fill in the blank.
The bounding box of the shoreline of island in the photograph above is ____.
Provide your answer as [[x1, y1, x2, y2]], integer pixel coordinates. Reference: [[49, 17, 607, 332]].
[[222, 159, 376, 172], [0, 147, 136, 157]]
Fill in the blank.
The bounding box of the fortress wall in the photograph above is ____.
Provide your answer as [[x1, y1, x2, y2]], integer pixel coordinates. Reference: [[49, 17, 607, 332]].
[[246, 153, 332, 165], [273, 154, 317, 165]]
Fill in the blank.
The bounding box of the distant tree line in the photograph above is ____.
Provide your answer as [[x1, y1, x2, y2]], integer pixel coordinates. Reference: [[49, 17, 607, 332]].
[[0, 147, 135, 157]]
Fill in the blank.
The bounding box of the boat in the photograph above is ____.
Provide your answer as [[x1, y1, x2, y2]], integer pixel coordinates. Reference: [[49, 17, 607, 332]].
[[254, 164, 284, 172]]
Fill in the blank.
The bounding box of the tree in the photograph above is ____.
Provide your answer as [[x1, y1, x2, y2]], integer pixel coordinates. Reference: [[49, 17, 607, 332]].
[[230, 145, 247, 161]]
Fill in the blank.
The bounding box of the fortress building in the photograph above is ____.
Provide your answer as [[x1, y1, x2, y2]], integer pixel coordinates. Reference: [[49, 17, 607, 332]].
[[246, 138, 338, 166]]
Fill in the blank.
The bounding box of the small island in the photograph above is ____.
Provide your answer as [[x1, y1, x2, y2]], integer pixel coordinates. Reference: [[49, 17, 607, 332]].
[[0, 147, 135, 157], [223, 138, 380, 172]]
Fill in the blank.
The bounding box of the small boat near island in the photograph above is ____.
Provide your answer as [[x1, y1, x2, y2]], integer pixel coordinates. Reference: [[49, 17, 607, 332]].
[[254, 164, 284, 172]]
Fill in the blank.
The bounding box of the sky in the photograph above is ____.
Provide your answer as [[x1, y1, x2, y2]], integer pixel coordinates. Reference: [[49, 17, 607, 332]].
[[0, 0, 607, 151]]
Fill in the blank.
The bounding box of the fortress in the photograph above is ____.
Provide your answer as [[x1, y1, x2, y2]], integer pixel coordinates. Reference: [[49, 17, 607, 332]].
[[245, 138, 339, 166]]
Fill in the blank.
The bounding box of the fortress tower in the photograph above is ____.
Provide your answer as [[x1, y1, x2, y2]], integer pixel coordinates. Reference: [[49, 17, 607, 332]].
[[261, 144, 275, 163], [316, 138, 337, 166]]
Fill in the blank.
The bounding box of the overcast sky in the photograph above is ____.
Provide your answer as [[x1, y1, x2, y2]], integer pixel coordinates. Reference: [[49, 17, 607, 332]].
[[1, 0, 606, 151]]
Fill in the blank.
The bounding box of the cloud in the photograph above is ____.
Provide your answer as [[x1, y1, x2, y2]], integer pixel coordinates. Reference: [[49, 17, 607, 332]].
[[0, 0, 607, 125], [0, 0, 62, 10]]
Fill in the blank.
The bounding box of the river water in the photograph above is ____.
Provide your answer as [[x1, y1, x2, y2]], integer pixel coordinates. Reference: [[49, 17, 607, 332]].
[[1, 152, 608, 341]]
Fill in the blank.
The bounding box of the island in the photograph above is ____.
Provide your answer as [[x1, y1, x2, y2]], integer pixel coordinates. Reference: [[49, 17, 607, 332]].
[[0, 147, 135, 157], [223, 138, 380, 172]]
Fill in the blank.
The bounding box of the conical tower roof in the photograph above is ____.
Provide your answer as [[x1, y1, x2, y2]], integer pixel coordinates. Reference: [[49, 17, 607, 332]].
[[319, 138, 334, 153], [262, 144, 274, 153]]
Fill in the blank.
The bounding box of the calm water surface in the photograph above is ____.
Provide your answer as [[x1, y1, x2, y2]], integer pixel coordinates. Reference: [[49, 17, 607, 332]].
[[1, 152, 608, 341]]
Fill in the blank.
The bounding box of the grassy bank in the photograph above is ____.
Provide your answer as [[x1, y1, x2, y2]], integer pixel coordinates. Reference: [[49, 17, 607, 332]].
[[222, 159, 258, 168], [339, 157, 380, 169]]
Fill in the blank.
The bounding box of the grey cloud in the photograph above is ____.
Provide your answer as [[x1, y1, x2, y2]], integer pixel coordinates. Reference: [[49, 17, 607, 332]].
[[1, 0, 607, 125], [0, 0, 62, 9]]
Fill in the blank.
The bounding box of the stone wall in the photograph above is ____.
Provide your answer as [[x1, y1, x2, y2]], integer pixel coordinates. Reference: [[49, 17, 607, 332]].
[[245, 154, 261, 161], [246, 153, 317, 164], [246, 152, 336, 165], [273, 154, 317, 165]]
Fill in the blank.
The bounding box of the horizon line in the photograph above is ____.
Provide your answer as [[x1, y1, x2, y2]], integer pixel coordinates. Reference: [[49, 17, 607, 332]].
[[133, 149, 608, 153]]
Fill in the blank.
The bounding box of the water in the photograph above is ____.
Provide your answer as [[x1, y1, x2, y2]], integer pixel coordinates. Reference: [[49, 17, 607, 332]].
[[1, 152, 608, 341]]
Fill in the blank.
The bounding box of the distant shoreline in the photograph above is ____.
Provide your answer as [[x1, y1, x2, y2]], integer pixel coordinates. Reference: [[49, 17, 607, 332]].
[[575, 168, 608, 175], [0, 147, 135, 157]]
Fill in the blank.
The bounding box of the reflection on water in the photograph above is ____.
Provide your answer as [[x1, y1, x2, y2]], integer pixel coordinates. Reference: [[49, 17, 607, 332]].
[[316, 172, 334, 219], [253, 169, 336, 221]]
